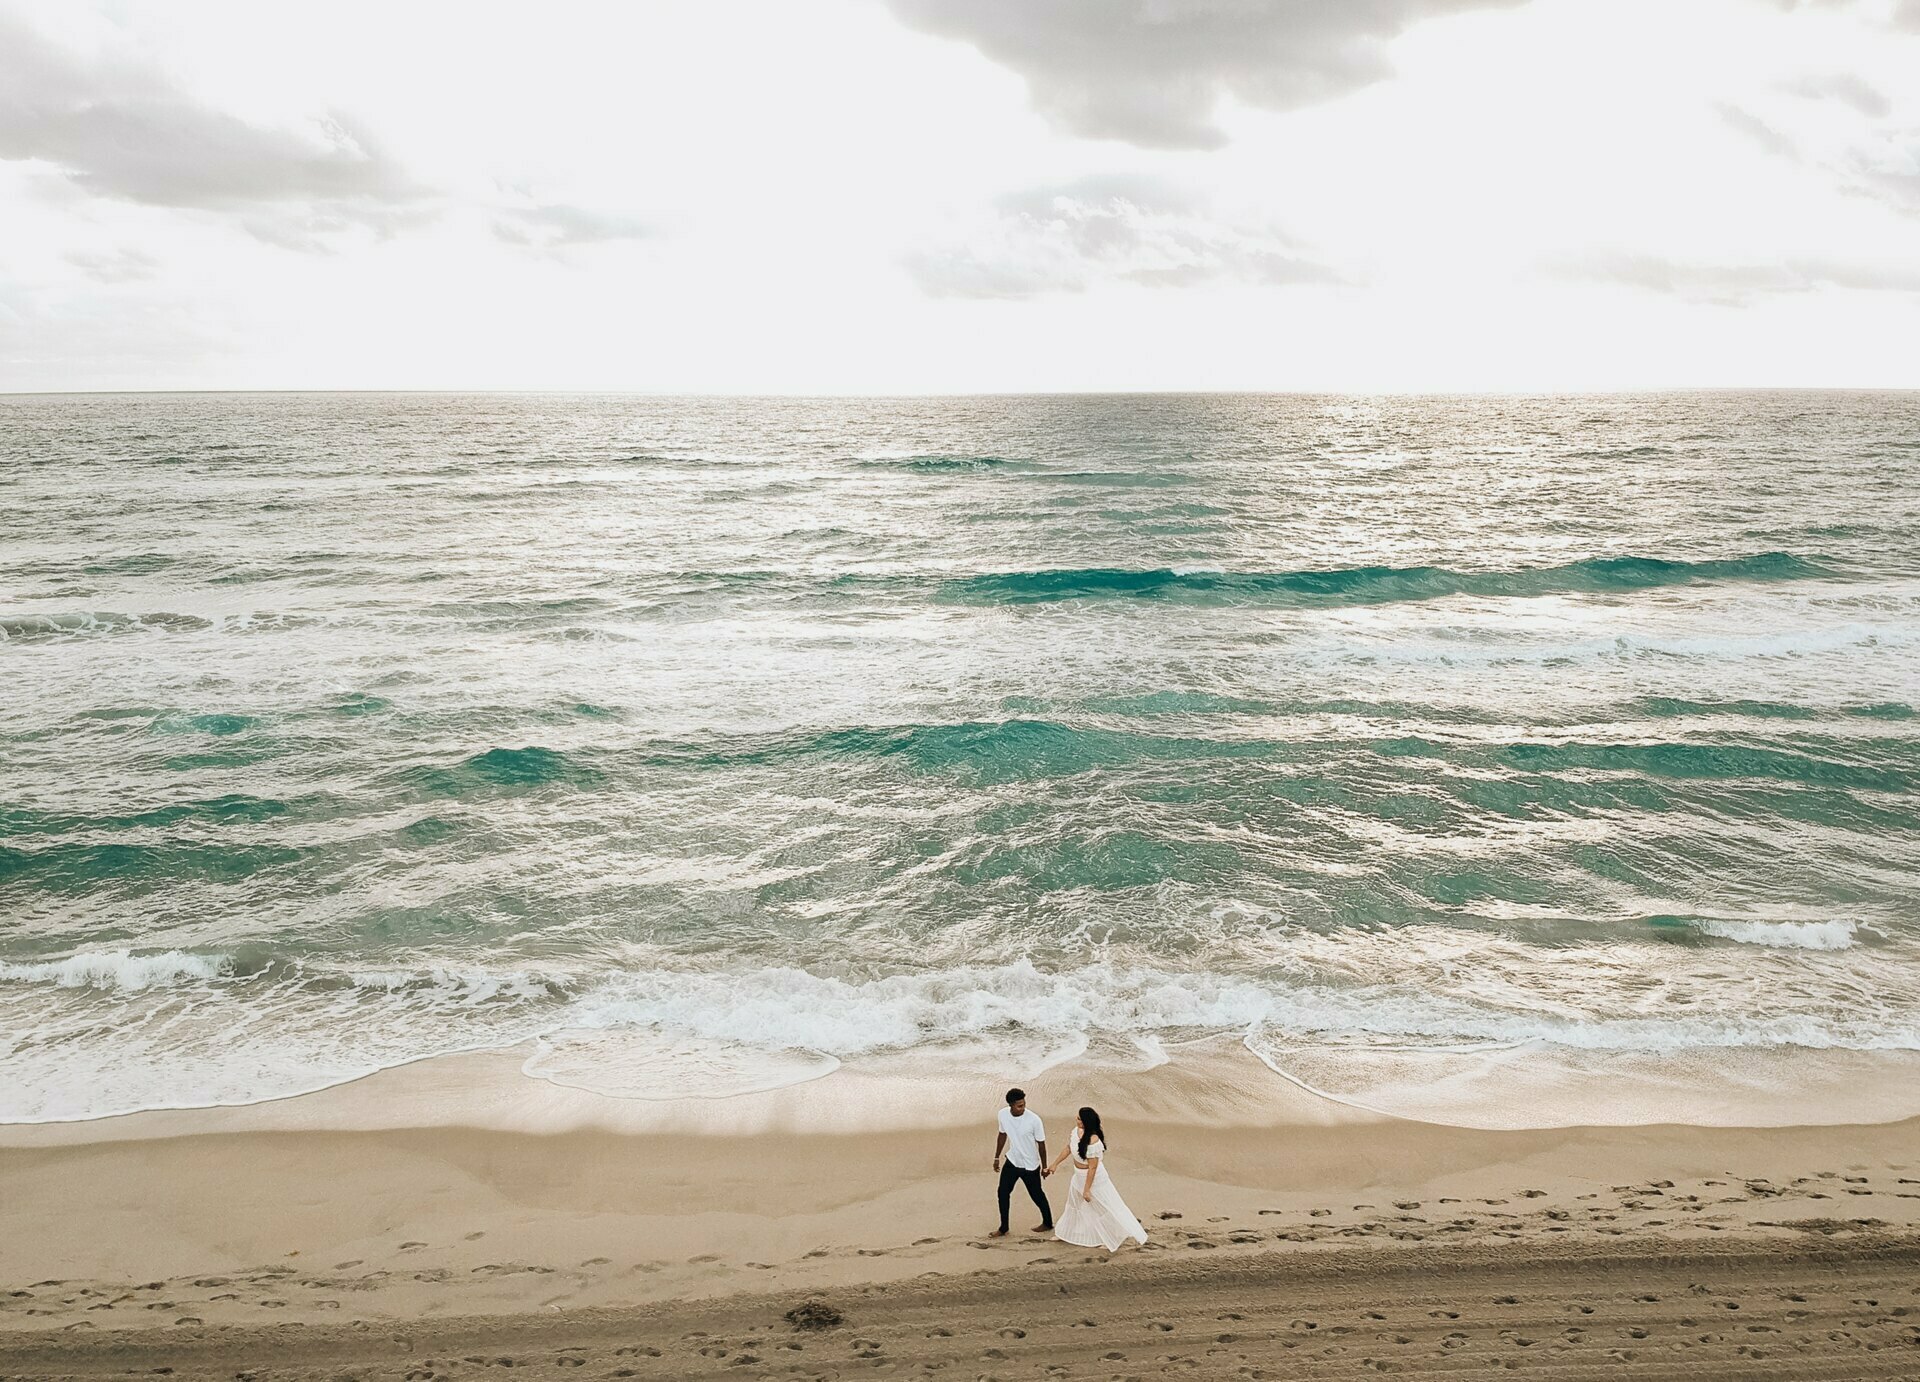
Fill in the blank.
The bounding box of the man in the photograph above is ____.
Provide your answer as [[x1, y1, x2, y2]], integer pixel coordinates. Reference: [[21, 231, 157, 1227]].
[[989, 1086, 1052, 1237]]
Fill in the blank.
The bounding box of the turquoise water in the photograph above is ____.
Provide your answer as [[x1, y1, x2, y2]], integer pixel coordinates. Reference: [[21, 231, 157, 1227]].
[[2, 391, 1917, 1122]]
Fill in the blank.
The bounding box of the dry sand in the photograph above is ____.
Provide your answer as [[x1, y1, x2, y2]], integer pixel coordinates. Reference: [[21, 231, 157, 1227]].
[[3, 1044, 1918, 1379]]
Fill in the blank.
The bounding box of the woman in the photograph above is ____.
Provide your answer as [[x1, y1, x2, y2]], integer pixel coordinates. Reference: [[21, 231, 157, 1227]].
[[1045, 1106, 1148, 1252]]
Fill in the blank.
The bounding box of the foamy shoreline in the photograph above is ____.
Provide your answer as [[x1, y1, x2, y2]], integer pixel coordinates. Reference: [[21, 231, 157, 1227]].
[[7, 1030, 1920, 1140], [8, 940, 1919, 1126]]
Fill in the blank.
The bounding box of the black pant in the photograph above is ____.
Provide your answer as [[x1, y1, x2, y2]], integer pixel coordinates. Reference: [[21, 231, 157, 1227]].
[[998, 1159, 1052, 1231]]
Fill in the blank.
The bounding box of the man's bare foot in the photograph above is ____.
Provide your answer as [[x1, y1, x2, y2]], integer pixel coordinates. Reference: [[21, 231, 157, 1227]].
[[1033, 1224, 1052, 1234], [987, 1227, 1009, 1238]]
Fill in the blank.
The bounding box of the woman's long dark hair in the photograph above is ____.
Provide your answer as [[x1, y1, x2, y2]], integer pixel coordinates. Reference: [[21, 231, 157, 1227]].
[[1075, 1106, 1107, 1160]]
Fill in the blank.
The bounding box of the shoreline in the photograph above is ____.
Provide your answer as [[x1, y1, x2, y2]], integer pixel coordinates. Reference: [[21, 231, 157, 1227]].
[[10, 1031, 1920, 1142]]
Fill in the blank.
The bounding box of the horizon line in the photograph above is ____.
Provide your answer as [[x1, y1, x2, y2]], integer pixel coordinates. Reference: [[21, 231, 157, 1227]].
[[6, 385, 1920, 400]]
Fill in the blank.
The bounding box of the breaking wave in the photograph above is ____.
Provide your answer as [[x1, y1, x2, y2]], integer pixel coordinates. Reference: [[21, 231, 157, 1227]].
[[938, 552, 1828, 606]]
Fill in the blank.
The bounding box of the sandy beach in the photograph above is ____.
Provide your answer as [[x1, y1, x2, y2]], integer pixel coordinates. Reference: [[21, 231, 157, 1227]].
[[4, 1045, 1918, 1379]]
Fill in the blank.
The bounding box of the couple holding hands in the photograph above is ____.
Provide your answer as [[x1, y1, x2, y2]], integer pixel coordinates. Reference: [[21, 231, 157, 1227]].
[[989, 1087, 1149, 1252]]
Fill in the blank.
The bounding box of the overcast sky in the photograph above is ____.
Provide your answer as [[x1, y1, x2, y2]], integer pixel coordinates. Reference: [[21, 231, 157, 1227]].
[[3, 0, 1918, 393]]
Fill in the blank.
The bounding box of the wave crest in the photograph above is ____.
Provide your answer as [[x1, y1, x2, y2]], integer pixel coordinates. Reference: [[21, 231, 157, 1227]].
[[0, 611, 213, 642], [938, 552, 1827, 607], [1691, 919, 1861, 950], [0, 949, 229, 991]]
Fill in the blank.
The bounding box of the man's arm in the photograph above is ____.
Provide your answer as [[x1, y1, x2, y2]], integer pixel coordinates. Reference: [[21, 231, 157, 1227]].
[[1035, 1139, 1048, 1175], [992, 1130, 1007, 1170]]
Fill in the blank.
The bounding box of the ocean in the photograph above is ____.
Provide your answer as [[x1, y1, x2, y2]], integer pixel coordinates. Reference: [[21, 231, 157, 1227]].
[[2, 390, 1917, 1126]]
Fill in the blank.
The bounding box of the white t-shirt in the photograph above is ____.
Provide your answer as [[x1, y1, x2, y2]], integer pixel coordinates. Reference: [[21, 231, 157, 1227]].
[[998, 1107, 1046, 1170]]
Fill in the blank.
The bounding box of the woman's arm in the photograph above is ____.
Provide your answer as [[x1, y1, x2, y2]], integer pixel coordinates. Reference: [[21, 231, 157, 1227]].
[[1081, 1155, 1099, 1200]]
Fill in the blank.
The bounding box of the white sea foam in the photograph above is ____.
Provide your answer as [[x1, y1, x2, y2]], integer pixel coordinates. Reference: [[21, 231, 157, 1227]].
[[344, 965, 562, 1003], [560, 959, 1920, 1061], [564, 961, 1282, 1057], [0, 949, 229, 991], [522, 1030, 840, 1100], [5, 955, 1919, 1124], [1691, 919, 1859, 950]]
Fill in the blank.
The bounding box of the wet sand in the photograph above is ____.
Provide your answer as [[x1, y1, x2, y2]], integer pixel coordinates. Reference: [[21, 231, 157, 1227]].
[[3, 1045, 1918, 1378]]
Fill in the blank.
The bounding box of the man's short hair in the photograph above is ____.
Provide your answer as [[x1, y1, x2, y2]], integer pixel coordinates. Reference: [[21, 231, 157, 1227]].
[[1005, 1087, 1025, 1105]]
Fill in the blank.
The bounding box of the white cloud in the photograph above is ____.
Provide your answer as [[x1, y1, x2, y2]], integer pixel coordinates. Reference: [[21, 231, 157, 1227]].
[[905, 177, 1338, 297], [1554, 250, 1920, 304], [0, 10, 426, 244], [884, 0, 1521, 148], [1783, 70, 1892, 117], [491, 203, 655, 250]]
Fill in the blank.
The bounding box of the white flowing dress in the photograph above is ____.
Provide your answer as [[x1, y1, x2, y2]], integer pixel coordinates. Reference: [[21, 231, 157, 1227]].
[[1054, 1137, 1148, 1252]]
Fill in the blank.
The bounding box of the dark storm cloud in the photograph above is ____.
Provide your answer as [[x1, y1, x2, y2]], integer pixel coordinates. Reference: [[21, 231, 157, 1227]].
[[1559, 250, 1920, 305], [0, 12, 425, 238], [905, 177, 1339, 298], [885, 0, 1521, 148]]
